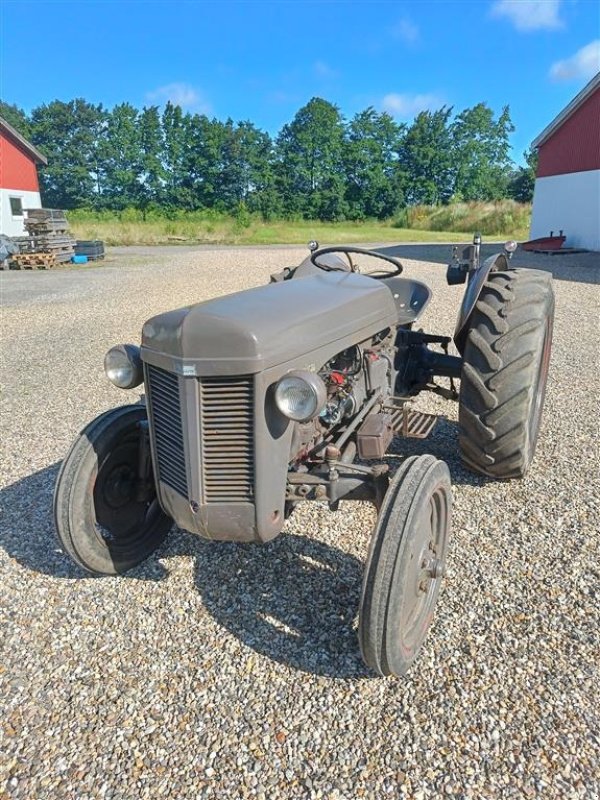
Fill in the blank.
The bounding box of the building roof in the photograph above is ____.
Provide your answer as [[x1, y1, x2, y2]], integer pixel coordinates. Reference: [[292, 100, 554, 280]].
[[0, 116, 48, 165], [532, 71, 600, 149]]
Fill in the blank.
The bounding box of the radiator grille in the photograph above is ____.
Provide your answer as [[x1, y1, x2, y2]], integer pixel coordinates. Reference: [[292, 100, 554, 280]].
[[200, 376, 254, 503], [146, 365, 188, 498]]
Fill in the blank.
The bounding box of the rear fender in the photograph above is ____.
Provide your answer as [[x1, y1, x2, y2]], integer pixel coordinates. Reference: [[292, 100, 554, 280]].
[[454, 252, 509, 353]]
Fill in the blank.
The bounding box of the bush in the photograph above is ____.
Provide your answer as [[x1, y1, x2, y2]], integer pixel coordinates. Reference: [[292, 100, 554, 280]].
[[392, 200, 530, 236], [233, 202, 252, 230]]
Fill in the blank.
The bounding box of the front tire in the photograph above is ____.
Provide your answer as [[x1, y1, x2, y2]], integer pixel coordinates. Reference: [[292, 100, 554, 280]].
[[358, 455, 452, 677], [459, 269, 554, 479], [54, 404, 173, 575]]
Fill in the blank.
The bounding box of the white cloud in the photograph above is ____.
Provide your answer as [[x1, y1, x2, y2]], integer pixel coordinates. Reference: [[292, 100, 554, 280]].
[[381, 93, 443, 118], [146, 82, 211, 113], [490, 0, 563, 31], [314, 60, 339, 79], [390, 17, 419, 43], [550, 40, 600, 80]]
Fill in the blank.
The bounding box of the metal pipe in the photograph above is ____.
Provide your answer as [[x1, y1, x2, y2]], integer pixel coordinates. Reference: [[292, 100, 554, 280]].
[[334, 392, 382, 451], [340, 441, 357, 464], [425, 352, 463, 379]]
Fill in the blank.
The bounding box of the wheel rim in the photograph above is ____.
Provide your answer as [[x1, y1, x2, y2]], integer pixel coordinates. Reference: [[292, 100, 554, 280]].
[[399, 486, 449, 652], [92, 428, 164, 553]]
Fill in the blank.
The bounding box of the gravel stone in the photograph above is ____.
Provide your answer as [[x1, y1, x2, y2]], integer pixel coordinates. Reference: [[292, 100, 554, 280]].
[[1, 243, 599, 799]]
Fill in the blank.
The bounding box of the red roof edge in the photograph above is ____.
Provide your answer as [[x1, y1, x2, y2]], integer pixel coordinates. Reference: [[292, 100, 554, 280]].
[[532, 71, 600, 149], [0, 116, 48, 165]]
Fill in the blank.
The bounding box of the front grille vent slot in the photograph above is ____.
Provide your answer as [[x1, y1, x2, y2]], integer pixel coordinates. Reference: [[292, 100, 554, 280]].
[[146, 365, 188, 498], [200, 376, 254, 503]]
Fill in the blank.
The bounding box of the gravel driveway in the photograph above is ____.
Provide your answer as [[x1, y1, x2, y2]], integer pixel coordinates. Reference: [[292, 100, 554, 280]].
[[1, 244, 599, 799]]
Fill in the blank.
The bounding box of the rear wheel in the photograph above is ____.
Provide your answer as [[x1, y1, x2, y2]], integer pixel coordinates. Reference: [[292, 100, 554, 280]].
[[54, 404, 173, 575], [459, 269, 554, 479], [358, 455, 452, 677]]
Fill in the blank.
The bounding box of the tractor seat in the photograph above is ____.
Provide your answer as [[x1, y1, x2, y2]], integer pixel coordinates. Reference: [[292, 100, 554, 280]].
[[379, 276, 432, 325]]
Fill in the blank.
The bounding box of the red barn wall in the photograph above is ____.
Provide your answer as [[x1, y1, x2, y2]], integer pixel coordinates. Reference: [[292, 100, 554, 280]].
[[537, 88, 600, 177], [0, 131, 41, 192]]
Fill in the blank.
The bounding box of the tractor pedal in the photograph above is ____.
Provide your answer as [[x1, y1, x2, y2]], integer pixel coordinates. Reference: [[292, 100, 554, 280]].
[[384, 405, 438, 439]]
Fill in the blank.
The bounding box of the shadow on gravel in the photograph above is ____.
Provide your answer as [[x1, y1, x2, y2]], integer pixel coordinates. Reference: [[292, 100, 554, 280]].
[[386, 416, 494, 489], [377, 243, 600, 286], [1, 430, 483, 678], [189, 532, 370, 678], [377, 242, 502, 265], [0, 463, 370, 677], [0, 463, 89, 579], [0, 462, 166, 581]]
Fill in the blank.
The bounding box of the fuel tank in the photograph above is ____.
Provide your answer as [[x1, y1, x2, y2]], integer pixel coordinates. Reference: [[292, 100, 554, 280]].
[[141, 270, 399, 376]]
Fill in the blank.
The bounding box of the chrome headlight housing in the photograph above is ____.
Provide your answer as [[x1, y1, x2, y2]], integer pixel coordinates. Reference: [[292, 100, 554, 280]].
[[274, 370, 327, 422], [104, 344, 143, 389]]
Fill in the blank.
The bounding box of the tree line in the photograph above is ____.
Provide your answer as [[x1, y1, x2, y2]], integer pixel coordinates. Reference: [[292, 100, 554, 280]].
[[1, 97, 536, 220]]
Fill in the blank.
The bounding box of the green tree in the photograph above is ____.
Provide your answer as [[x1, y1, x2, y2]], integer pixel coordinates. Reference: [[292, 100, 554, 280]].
[[451, 103, 514, 201], [508, 146, 538, 202], [137, 106, 164, 214], [240, 124, 280, 220], [7, 93, 524, 217], [0, 101, 32, 139], [100, 103, 141, 209], [275, 97, 347, 220], [399, 108, 454, 204], [29, 99, 106, 208], [220, 121, 274, 207], [344, 108, 405, 219], [162, 102, 195, 209]]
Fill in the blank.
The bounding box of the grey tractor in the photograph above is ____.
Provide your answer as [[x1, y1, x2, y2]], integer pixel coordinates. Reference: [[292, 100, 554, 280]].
[[54, 238, 554, 676]]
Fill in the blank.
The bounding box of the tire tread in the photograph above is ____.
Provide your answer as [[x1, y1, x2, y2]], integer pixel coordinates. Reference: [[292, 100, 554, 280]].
[[458, 269, 554, 479]]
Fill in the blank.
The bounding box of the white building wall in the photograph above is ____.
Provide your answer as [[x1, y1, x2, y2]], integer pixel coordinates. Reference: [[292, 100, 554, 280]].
[[530, 169, 600, 251], [0, 188, 42, 237]]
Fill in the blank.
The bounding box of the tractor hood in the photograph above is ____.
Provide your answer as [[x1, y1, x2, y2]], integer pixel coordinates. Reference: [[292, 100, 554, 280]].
[[141, 271, 398, 376]]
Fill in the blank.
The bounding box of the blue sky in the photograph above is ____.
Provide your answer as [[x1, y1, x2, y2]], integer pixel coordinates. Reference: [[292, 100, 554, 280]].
[[2, 0, 599, 162]]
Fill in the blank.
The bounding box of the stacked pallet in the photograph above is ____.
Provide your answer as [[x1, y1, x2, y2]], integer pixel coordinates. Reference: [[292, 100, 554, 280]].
[[75, 239, 105, 260], [11, 209, 76, 268], [9, 252, 57, 269]]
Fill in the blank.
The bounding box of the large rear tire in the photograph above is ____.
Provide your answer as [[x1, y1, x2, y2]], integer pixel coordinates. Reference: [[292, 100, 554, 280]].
[[54, 404, 173, 575], [459, 269, 554, 479]]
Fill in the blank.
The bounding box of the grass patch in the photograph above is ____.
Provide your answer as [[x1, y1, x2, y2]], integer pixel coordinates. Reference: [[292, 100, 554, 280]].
[[394, 200, 531, 238], [68, 202, 531, 247]]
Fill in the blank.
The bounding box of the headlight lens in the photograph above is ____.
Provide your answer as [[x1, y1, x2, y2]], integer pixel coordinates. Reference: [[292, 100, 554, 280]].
[[104, 344, 143, 389], [274, 371, 326, 422]]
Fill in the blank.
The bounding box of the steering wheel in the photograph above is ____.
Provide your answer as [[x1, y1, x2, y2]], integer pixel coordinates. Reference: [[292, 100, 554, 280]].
[[310, 245, 403, 278]]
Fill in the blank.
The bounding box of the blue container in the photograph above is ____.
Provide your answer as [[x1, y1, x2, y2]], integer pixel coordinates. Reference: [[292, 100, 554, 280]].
[[71, 255, 88, 264]]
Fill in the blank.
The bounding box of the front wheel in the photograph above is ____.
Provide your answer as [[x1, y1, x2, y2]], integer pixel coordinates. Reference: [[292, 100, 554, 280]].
[[358, 455, 452, 677], [54, 404, 173, 575]]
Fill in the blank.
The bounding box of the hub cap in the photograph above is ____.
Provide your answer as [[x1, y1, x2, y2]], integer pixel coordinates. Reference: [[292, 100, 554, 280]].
[[399, 487, 449, 652], [93, 435, 162, 548]]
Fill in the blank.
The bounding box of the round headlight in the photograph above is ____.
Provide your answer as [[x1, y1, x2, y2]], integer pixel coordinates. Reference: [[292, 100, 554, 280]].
[[104, 344, 143, 389], [274, 371, 327, 422]]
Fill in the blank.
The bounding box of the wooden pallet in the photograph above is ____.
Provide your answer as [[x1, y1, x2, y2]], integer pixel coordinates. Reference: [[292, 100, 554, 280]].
[[25, 208, 67, 223], [25, 227, 71, 238], [28, 233, 73, 241], [9, 252, 57, 269], [24, 227, 70, 236]]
